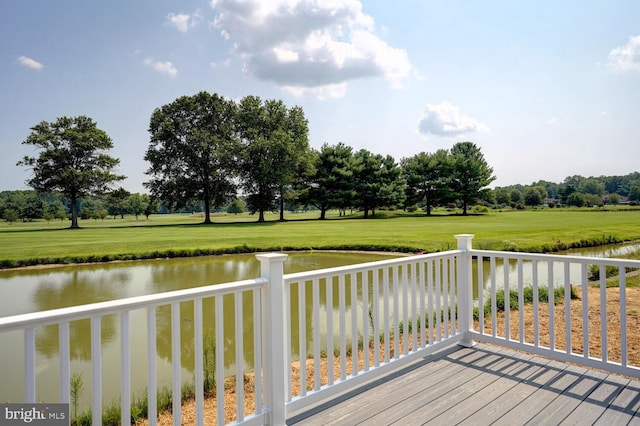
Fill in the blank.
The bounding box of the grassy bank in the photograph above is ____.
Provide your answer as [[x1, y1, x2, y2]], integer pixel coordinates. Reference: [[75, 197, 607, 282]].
[[2, 208, 640, 269]]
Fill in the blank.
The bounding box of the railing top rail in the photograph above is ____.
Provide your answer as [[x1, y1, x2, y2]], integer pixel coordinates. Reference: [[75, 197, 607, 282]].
[[0, 277, 267, 332], [284, 250, 461, 282], [471, 249, 640, 267]]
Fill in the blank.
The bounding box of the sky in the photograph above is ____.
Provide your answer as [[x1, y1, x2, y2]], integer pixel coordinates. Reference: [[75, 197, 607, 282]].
[[1, 0, 639, 193]]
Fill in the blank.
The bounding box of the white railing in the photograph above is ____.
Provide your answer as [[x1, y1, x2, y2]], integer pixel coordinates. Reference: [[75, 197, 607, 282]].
[[469, 247, 640, 378], [1, 234, 639, 425]]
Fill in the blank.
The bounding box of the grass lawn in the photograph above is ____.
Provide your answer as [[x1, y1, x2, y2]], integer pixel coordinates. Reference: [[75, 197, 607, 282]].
[[2, 208, 640, 268]]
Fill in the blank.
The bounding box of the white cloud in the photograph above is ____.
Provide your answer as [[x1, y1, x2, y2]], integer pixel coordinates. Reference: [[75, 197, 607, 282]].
[[209, 0, 412, 98], [17, 56, 44, 71], [546, 116, 567, 125], [143, 58, 178, 77], [608, 35, 640, 71], [166, 10, 202, 33], [210, 59, 231, 68], [282, 83, 347, 99], [418, 102, 489, 138]]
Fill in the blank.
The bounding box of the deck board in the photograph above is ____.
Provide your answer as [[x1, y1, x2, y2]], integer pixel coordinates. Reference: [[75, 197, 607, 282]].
[[287, 344, 640, 426]]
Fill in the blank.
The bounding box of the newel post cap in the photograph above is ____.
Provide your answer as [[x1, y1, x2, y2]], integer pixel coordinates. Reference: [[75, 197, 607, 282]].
[[454, 234, 475, 251]]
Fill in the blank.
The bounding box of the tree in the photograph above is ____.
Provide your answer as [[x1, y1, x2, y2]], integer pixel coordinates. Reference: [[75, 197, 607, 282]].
[[236, 96, 312, 222], [352, 149, 405, 218], [629, 185, 640, 202], [494, 188, 510, 205], [226, 197, 247, 214], [144, 197, 159, 219], [566, 192, 586, 207], [302, 143, 356, 220], [127, 193, 149, 220], [273, 103, 312, 221], [524, 187, 543, 207], [106, 187, 131, 219], [579, 178, 605, 196], [3, 208, 18, 224], [607, 193, 621, 205], [17, 116, 124, 228], [145, 92, 239, 224], [401, 149, 453, 216], [584, 193, 603, 207], [510, 189, 523, 205], [449, 142, 496, 215]]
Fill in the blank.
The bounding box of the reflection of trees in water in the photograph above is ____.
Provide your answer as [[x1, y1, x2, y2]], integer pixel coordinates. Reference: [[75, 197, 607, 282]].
[[154, 292, 259, 373], [33, 270, 123, 360], [148, 257, 259, 294]]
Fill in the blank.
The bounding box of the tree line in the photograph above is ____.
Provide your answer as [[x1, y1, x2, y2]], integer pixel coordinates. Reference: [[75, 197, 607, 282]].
[[12, 91, 637, 228], [493, 172, 640, 209], [12, 91, 496, 227]]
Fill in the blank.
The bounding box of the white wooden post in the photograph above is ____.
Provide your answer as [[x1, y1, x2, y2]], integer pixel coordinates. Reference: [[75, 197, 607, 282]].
[[257, 253, 289, 426], [455, 234, 476, 348]]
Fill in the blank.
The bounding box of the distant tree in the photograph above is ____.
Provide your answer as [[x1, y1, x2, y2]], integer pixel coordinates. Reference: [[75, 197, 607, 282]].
[[449, 142, 496, 215], [524, 187, 543, 207], [144, 197, 159, 219], [3, 208, 18, 224], [127, 193, 148, 220], [20, 192, 44, 221], [563, 175, 586, 189], [44, 198, 67, 222], [106, 187, 130, 219], [17, 116, 124, 228], [566, 192, 586, 207], [93, 209, 108, 221], [531, 180, 560, 199], [630, 185, 640, 202], [352, 149, 405, 218], [579, 178, 605, 196], [607, 193, 621, 205], [509, 189, 523, 205], [401, 149, 453, 216], [301, 143, 356, 220], [559, 183, 577, 205], [584, 193, 604, 207], [145, 92, 239, 224], [226, 197, 247, 214], [494, 188, 510, 205]]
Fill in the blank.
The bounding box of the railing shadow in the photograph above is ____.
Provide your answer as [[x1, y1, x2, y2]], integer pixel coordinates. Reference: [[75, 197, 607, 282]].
[[443, 344, 640, 418], [286, 344, 462, 424]]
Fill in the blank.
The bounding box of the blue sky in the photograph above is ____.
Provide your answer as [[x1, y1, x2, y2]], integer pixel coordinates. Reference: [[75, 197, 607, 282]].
[[2, 0, 639, 193]]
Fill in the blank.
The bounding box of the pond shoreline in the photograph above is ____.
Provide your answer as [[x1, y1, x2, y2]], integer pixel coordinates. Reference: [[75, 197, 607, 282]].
[[3, 238, 640, 272]]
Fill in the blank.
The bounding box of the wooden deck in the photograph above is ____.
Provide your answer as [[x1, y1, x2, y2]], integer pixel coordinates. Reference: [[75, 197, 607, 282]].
[[287, 343, 640, 425]]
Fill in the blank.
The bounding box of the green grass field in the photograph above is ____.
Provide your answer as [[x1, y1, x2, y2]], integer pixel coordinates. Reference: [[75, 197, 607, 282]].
[[2, 208, 640, 268]]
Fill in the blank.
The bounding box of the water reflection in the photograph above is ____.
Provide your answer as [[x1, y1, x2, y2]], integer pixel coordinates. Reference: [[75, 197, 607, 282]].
[[0, 251, 398, 406], [33, 271, 123, 360]]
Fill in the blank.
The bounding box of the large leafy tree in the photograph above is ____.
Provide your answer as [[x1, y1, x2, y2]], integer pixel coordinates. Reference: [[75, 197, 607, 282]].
[[401, 149, 453, 216], [236, 96, 311, 222], [450, 141, 495, 215], [302, 143, 356, 219], [145, 92, 239, 224], [17, 116, 124, 228]]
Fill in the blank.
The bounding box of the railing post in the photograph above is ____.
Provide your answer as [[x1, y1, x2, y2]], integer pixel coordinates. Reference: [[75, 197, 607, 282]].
[[455, 234, 476, 348], [256, 253, 289, 426]]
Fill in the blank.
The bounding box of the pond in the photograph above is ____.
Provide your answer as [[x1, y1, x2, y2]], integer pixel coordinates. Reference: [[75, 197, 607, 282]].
[[0, 251, 402, 409], [1, 242, 639, 410]]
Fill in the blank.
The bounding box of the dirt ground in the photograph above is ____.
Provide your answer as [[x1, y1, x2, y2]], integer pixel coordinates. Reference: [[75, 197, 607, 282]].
[[142, 285, 640, 425]]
